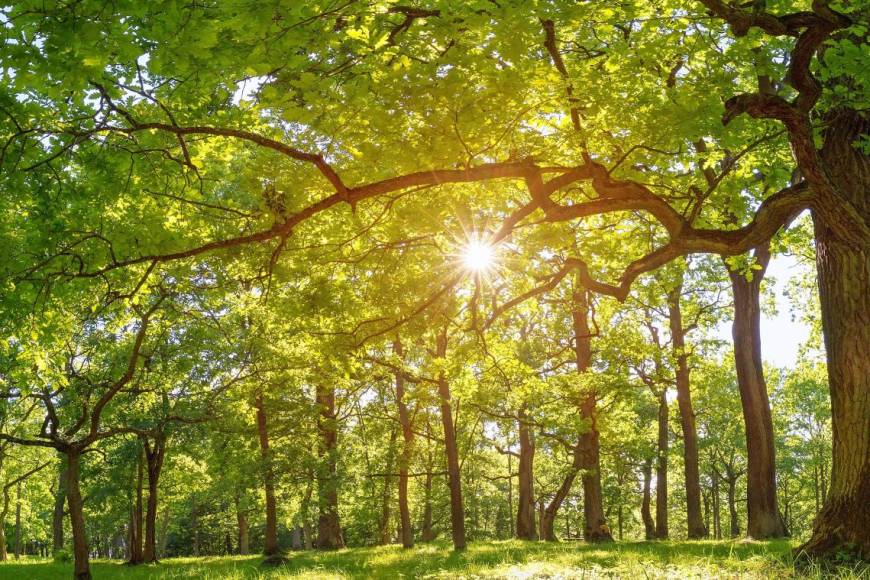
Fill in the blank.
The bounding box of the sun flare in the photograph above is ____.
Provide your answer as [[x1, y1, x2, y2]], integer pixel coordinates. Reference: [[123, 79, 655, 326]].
[[462, 239, 496, 272]]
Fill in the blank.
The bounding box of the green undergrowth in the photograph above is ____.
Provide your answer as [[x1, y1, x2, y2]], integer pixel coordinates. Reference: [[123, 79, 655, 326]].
[[0, 539, 866, 579]]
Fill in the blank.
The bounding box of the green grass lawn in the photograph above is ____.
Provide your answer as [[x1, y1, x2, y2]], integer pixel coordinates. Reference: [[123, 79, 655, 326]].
[[0, 540, 866, 579]]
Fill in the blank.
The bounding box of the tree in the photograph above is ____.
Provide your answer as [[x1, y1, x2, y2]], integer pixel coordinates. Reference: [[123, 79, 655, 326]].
[[1, 0, 866, 561]]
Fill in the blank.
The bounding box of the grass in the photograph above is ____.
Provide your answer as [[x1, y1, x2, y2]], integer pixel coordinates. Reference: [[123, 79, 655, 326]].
[[0, 540, 866, 579]]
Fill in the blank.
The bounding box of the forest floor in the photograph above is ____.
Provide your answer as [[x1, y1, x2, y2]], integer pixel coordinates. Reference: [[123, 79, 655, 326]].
[[0, 539, 866, 579]]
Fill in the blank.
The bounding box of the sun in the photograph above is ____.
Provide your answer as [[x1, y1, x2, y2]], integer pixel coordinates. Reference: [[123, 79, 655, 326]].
[[462, 239, 496, 273]]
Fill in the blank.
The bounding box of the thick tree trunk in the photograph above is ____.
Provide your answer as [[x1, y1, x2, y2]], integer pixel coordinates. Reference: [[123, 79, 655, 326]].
[[393, 338, 415, 549], [128, 447, 144, 564], [143, 434, 166, 563], [53, 454, 67, 553], [315, 384, 344, 549], [727, 248, 788, 539], [67, 451, 91, 580], [655, 391, 669, 539], [143, 433, 166, 562], [667, 286, 708, 539], [515, 406, 537, 540], [641, 458, 655, 540], [254, 392, 280, 556], [799, 111, 870, 559]]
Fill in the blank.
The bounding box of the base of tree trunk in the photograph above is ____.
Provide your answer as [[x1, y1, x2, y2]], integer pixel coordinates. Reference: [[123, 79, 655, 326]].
[[261, 554, 290, 567]]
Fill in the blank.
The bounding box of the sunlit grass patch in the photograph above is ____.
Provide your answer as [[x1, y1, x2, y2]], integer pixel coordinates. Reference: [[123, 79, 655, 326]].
[[0, 540, 865, 579]]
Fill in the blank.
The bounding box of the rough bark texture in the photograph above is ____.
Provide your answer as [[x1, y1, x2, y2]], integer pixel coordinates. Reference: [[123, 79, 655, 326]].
[[67, 451, 91, 580], [435, 331, 466, 550], [515, 406, 537, 540], [655, 391, 669, 539], [727, 247, 788, 539], [315, 384, 344, 549], [143, 434, 166, 563], [254, 392, 279, 556], [667, 285, 708, 539], [799, 109, 870, 560], [641, 458, 656, 540], [394, 338, 415, 549]]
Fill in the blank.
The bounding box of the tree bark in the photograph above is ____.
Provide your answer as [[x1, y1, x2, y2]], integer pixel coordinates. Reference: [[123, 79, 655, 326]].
[[315, 384, 344, 549], [143, 433, 166, 563], [727, 246, 788, 539], [515, 406, 537, 540], [394, 337, 415, 549], [667, 285, 708, 539], [435, 330, 466, 551], [641, 458, 655, 540], [254, 392, 280, 556], [128, 446, 144, 564], [67, 451, 91, 579], [52, 454, 67, 554], [799, 111, 870, 560]]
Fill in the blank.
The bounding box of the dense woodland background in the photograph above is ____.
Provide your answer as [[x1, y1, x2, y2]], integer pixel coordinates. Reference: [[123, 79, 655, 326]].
[[0, 1, 867, 579]]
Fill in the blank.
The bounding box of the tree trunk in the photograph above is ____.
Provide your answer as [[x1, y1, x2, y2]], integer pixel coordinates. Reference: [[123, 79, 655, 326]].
[[254, 392, 280, 556], [541, 285, 611, 542], [655, 391, 669, 539], [128, 446, 144, 564], [667, 285, 708, 539], [13, 481, 21, 560], [143, 433, 166, 563], [436, 339, 466, 550], [235, 496, 249, 555], [727, 247, 788, 539], [797, 108, 870, 560], [393, 338, 415, 549], [67, 451, 91, 580], [0, 479, 9, 562], [573, 288, 611, 543], [378, 428, 397, 545], [641, 458, 655, 540], [712, 468, 722, 539], [421, 462, 435, 542], [727, 474, 740, 538], [315, 384, 344, 549], [53, 454, 67, 554], [515, 406, 537, 540]]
